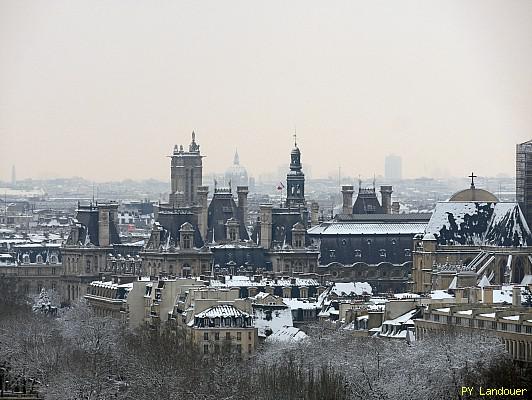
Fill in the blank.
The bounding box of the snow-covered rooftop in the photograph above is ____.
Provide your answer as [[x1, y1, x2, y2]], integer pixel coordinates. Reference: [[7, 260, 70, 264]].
[[425, 202, 531, 246], [321, 282, 372, 299], [210, 275, 320, 288], [265, 326, 307, 342], [308, 222, 427, 236], [502, 315, 520, 321], [429, 290, 454, 300], [195, 304, 250, 319]]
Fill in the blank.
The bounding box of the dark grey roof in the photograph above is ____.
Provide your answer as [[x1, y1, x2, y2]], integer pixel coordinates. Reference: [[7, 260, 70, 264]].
[[425, 202, 532, 246], [207, 190, 249, 243], [334, 213, 432, 222], [352, 188, 383, 214]]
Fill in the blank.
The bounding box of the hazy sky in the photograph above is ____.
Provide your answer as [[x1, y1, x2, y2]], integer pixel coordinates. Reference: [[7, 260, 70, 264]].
[[1, 0, 532, 182]]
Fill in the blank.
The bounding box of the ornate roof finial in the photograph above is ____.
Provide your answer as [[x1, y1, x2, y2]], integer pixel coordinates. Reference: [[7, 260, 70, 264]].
[[234, 149, 239, 165], [293, 127, 297, 147], [189, 130, 200, 152], [469, 172, 477, 189]]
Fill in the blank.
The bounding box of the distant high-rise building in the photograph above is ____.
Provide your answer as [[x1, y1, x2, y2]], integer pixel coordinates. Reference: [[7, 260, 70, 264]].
[[11, 165, 16, 186], [384, 154, 402, 181], [516, 140, 532, 228]]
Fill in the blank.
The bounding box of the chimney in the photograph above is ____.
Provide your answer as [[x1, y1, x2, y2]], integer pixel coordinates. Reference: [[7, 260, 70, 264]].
[[237, 186, 249, 227], [391, 201, 400, 214], [259, 204, 273, 249], [341, 185, 354, 215], [196, 186, 209, 241], [310, 201, 319, 227], [512, 286, 521, 306], [482, 286, 494, 304], [98, 205, 110, 247], [380, 186, 393, 214]]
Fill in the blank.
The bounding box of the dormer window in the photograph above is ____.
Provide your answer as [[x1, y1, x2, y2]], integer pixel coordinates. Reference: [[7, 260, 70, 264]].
[[354, 249, 362, 258], [183, 235, 191, 249], [22, 254, 30, 264], [329, 249, 336, 260], [379, 249, 386, 258], [404, 249, 412, 257]]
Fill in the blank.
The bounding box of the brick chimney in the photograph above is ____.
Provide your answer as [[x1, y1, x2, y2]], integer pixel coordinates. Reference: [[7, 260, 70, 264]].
[[341, 185, 354, 215]]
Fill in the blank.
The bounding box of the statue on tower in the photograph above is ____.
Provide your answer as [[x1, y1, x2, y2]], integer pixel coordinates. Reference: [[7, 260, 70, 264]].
[[189, 130, 200, 152]]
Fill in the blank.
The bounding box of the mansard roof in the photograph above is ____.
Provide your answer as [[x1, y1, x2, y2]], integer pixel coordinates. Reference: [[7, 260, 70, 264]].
[[149, 211, 204, 249], [207, 190, 249, 242], [425, 202, 532, 246], [352, 188, 383, 214]]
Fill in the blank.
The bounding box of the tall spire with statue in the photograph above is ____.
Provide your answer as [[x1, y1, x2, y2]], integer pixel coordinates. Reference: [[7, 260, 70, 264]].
[[286, 133, 305, 208]]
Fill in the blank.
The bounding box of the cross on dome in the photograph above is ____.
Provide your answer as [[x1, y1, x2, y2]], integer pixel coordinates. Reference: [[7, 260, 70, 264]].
[[469, 172, 477, 189]]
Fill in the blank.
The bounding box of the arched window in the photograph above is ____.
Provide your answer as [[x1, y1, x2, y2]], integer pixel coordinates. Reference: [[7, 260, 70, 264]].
[[22, 254, 30, 264], [514, 258, 525, 284], [36, 254, 43, 264]]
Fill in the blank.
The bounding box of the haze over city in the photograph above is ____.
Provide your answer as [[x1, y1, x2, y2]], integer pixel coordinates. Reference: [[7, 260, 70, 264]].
[[1, 0, 532, 181]]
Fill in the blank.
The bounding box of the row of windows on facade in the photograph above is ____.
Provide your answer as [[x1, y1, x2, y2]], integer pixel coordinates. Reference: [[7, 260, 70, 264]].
[[330, 269, 407, 279], [22, 282, 57, 293], [204, 343, 252, 354], [431, 314, 532, 334], [328, 248, 411, 259], [20, 254, 59, 264], [336, 238, 405, 246], [203, 331, 252, 341], [64, 257, 99, 273], [14, 267, 58, 276], [194, 316, 253, 328]]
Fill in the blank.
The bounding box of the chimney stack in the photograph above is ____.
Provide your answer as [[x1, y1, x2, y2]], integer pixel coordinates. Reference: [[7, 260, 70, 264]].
[[310, 201, 319, 227], [380, 186, 393, 214], [341, 185, 354, 215], [237, 186, 249, 227], [259, 204, 273, 249], [196, 186, 209, 240]]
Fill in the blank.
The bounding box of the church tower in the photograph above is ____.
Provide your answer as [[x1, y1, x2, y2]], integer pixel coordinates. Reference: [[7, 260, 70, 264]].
[[169, 131, 203, 207], [286, 137, 305, 208]]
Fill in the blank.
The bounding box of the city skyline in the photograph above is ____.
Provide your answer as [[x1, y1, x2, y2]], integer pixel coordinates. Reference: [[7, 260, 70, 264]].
[[2, 0, 532, 181]]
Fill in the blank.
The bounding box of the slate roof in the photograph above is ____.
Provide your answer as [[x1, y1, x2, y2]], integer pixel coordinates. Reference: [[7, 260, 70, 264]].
[[334, 213, 432, 222], [352, 188, 383, 214], [66, 206, 121, 246], [250, 207, 311, 248], [207, 190, 249, 242], [425, 202, 532, 246], [149, 210, 204, 249], [308, 222, 428, 235], [195, 304, 250, 318]]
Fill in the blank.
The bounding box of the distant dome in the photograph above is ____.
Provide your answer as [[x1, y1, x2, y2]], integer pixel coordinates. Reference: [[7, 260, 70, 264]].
[[225, 150, 248, 188], [449, 188, 498, 202]]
